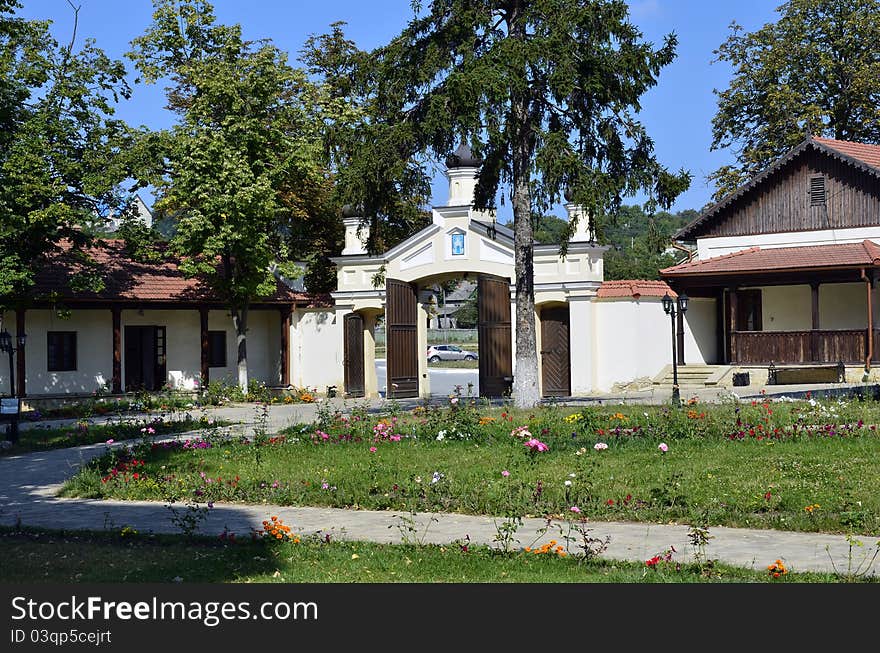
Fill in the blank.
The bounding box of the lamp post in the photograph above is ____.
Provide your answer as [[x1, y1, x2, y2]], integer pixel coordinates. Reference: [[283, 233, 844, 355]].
[[662, 292, 689, 408]]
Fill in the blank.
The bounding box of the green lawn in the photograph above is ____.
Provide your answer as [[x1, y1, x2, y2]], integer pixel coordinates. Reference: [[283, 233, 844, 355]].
[[0, 527, 859, 583], [60, 397, 880, 535], [3, 414, 228, 454]]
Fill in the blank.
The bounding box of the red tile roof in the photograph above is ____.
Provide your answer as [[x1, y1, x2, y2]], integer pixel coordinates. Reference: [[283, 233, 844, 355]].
[[30, 240, 315, 305], [661, 240, 880, 277], [813, 136, 880, 169], [597, 279, 676, 299]]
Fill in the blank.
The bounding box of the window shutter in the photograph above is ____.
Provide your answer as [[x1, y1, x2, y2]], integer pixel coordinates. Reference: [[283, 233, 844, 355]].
[[809, 176, 826, 206]]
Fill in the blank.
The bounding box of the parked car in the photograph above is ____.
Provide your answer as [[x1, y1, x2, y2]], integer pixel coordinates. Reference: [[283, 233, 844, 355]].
[[426, 344, 478, 362]]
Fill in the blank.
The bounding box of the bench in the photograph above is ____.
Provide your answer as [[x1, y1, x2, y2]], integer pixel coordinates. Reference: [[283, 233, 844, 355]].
[[0, 396, 20, 443], [767, 361, 845, 385]]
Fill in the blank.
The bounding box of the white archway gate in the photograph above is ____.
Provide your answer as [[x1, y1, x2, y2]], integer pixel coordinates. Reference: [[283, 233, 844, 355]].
[[330, 149, 606, 399]]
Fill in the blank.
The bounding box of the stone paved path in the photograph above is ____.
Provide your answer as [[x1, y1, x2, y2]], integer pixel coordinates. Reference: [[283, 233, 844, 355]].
[[2, 428, 879, 577]]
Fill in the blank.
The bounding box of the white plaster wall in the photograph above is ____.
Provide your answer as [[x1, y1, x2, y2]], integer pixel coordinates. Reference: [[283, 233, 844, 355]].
[[593, 298, 711, 391], [202, 309, 279, 388], [594, 299, 669, 391], [122, 309, 200, 390], [696, 226, 880, 259], [568, 298, 592, 394], [684, 298, 717, 364], [291, 309, 344, 391], [16, 309, 112, 395], [818, 282, 869, 330], [758, 285, 811, 331]]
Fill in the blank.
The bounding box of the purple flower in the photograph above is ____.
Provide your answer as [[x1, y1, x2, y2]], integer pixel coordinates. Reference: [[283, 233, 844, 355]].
[[501, 470, 510, 477], [658, 442, 668, 453]]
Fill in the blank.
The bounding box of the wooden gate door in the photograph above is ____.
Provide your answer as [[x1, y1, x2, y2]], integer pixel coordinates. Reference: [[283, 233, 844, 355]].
[[478, 276, 513, 397], [343, 313, 365, 398], [386, 279, 419, 398], [540, 306, 571, 397]]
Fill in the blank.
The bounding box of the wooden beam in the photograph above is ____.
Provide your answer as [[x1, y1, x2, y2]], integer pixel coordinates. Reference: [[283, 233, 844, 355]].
[[199, 307, 209, 389], [15, 308, 25, 397], [280, 306, 292, 387], [811, 283, 820, 362], [728, 288, 738, 364], [676, 306, 685, 366], [112, 307, 122, 394]]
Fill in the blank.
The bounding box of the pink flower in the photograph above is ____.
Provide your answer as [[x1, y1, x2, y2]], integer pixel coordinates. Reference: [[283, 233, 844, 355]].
[[658, 442, 668, 452], [369, 446, 377, 453], [105, 439, 114, 445], [570, 506, 581, 514], [524, 438, 549, 453], [147, 427, 156, 434], [594, 442, 608, 451], [501, 470, 510, 477]]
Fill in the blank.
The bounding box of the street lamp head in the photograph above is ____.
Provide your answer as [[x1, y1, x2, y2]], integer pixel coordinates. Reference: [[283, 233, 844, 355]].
[[16, 333, 26, 347], [0, 329, 10, 353], [661, 292, 673, 315], [678, 293, 689, 314]]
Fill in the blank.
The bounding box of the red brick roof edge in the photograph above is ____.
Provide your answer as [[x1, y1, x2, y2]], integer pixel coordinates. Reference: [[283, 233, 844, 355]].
[[597, 279, 676, 299]]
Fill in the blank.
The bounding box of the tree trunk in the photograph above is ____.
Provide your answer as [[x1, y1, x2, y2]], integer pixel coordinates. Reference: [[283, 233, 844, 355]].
[[232, 305, 249, 393], [509, 4, 540, 409]]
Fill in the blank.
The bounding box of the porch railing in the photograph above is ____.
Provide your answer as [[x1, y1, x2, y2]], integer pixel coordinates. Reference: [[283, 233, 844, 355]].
[[731, 329, 880, 365]]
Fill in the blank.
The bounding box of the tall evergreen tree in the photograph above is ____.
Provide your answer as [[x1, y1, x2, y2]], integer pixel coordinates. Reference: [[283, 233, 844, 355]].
[[357, 0, 689, 407]]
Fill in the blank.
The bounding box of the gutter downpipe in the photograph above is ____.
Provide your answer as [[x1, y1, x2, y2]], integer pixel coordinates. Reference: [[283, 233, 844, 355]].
[[671, 241, 696, 263], [861, 268, 872, 372]]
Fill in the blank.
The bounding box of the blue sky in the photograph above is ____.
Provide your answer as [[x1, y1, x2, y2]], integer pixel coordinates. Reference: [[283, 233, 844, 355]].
[[18, 0, 782, 216]]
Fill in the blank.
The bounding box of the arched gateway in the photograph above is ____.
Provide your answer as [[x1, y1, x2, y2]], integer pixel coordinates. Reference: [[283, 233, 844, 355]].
[[330, 146, 607, 399]]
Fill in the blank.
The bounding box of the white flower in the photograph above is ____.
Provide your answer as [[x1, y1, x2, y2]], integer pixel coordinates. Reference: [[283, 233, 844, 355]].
[[568, 473, 576, 478], [431, 471, 443, 484], [594, 442, 608, 451], [564, 480, 572, 487], [436, 430, 446, 441], [414, 476, 422, 484]]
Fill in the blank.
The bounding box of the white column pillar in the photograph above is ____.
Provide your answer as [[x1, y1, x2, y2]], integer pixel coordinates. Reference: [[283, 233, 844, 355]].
[[417, 294, 432, 398], [363, 312, 379, 398], [569, 296, 593, 395]]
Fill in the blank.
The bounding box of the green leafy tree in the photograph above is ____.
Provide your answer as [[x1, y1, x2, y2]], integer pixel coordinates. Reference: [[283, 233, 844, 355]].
[[128, 0, 326, 391], [359, 0, 689, 407], [710, 0, 880, 200], [0, 0, 137, 306]]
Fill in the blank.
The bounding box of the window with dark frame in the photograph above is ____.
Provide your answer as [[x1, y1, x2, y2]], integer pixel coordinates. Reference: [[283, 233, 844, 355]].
[[736, 289, 763, 332], [207, 330, 226, 367], [809, 175, 826, 206], [47, 331, 77, 371]]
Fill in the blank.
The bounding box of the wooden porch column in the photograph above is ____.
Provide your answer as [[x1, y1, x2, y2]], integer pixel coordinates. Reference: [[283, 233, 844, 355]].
[[15, 308, 25, 397], [280, 306, 292, 387], [810, 282, 820, 362], [111, 307, 122, 394], [728, 288, 738, 364], [199, 307, 209, 389], [676, 304, 685, 366]]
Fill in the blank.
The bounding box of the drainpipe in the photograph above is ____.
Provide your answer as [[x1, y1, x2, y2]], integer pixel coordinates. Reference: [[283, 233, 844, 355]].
[[861, 268, 872, 371], [671, 241, 696, 263]]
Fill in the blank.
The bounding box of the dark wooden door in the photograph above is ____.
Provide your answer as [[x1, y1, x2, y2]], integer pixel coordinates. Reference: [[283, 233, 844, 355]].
[[343, 313, 365, 398], [478, 276, 513, 397], [124, 325, 166, 391], [540, 306, 571, 397], [386, 279, 419, 398]]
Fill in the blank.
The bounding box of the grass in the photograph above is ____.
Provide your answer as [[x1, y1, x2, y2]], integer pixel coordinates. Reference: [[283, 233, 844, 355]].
[[60, 395, 880, 535], [0, 527, 861, 583], [3, 413, 229, 454]]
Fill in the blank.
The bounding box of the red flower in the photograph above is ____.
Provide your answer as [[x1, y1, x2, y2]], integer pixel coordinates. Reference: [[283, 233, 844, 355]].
[[645, 556, 660, 568], [764, 491, 772, 501], [606, 499, 615, 506]]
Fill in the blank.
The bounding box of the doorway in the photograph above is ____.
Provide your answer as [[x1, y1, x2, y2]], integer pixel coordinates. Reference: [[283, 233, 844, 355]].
[[124, 325, 166, 391]]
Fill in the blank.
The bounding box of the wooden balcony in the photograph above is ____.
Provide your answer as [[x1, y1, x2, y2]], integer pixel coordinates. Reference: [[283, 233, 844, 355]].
[[731, 329, 879, 365]]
